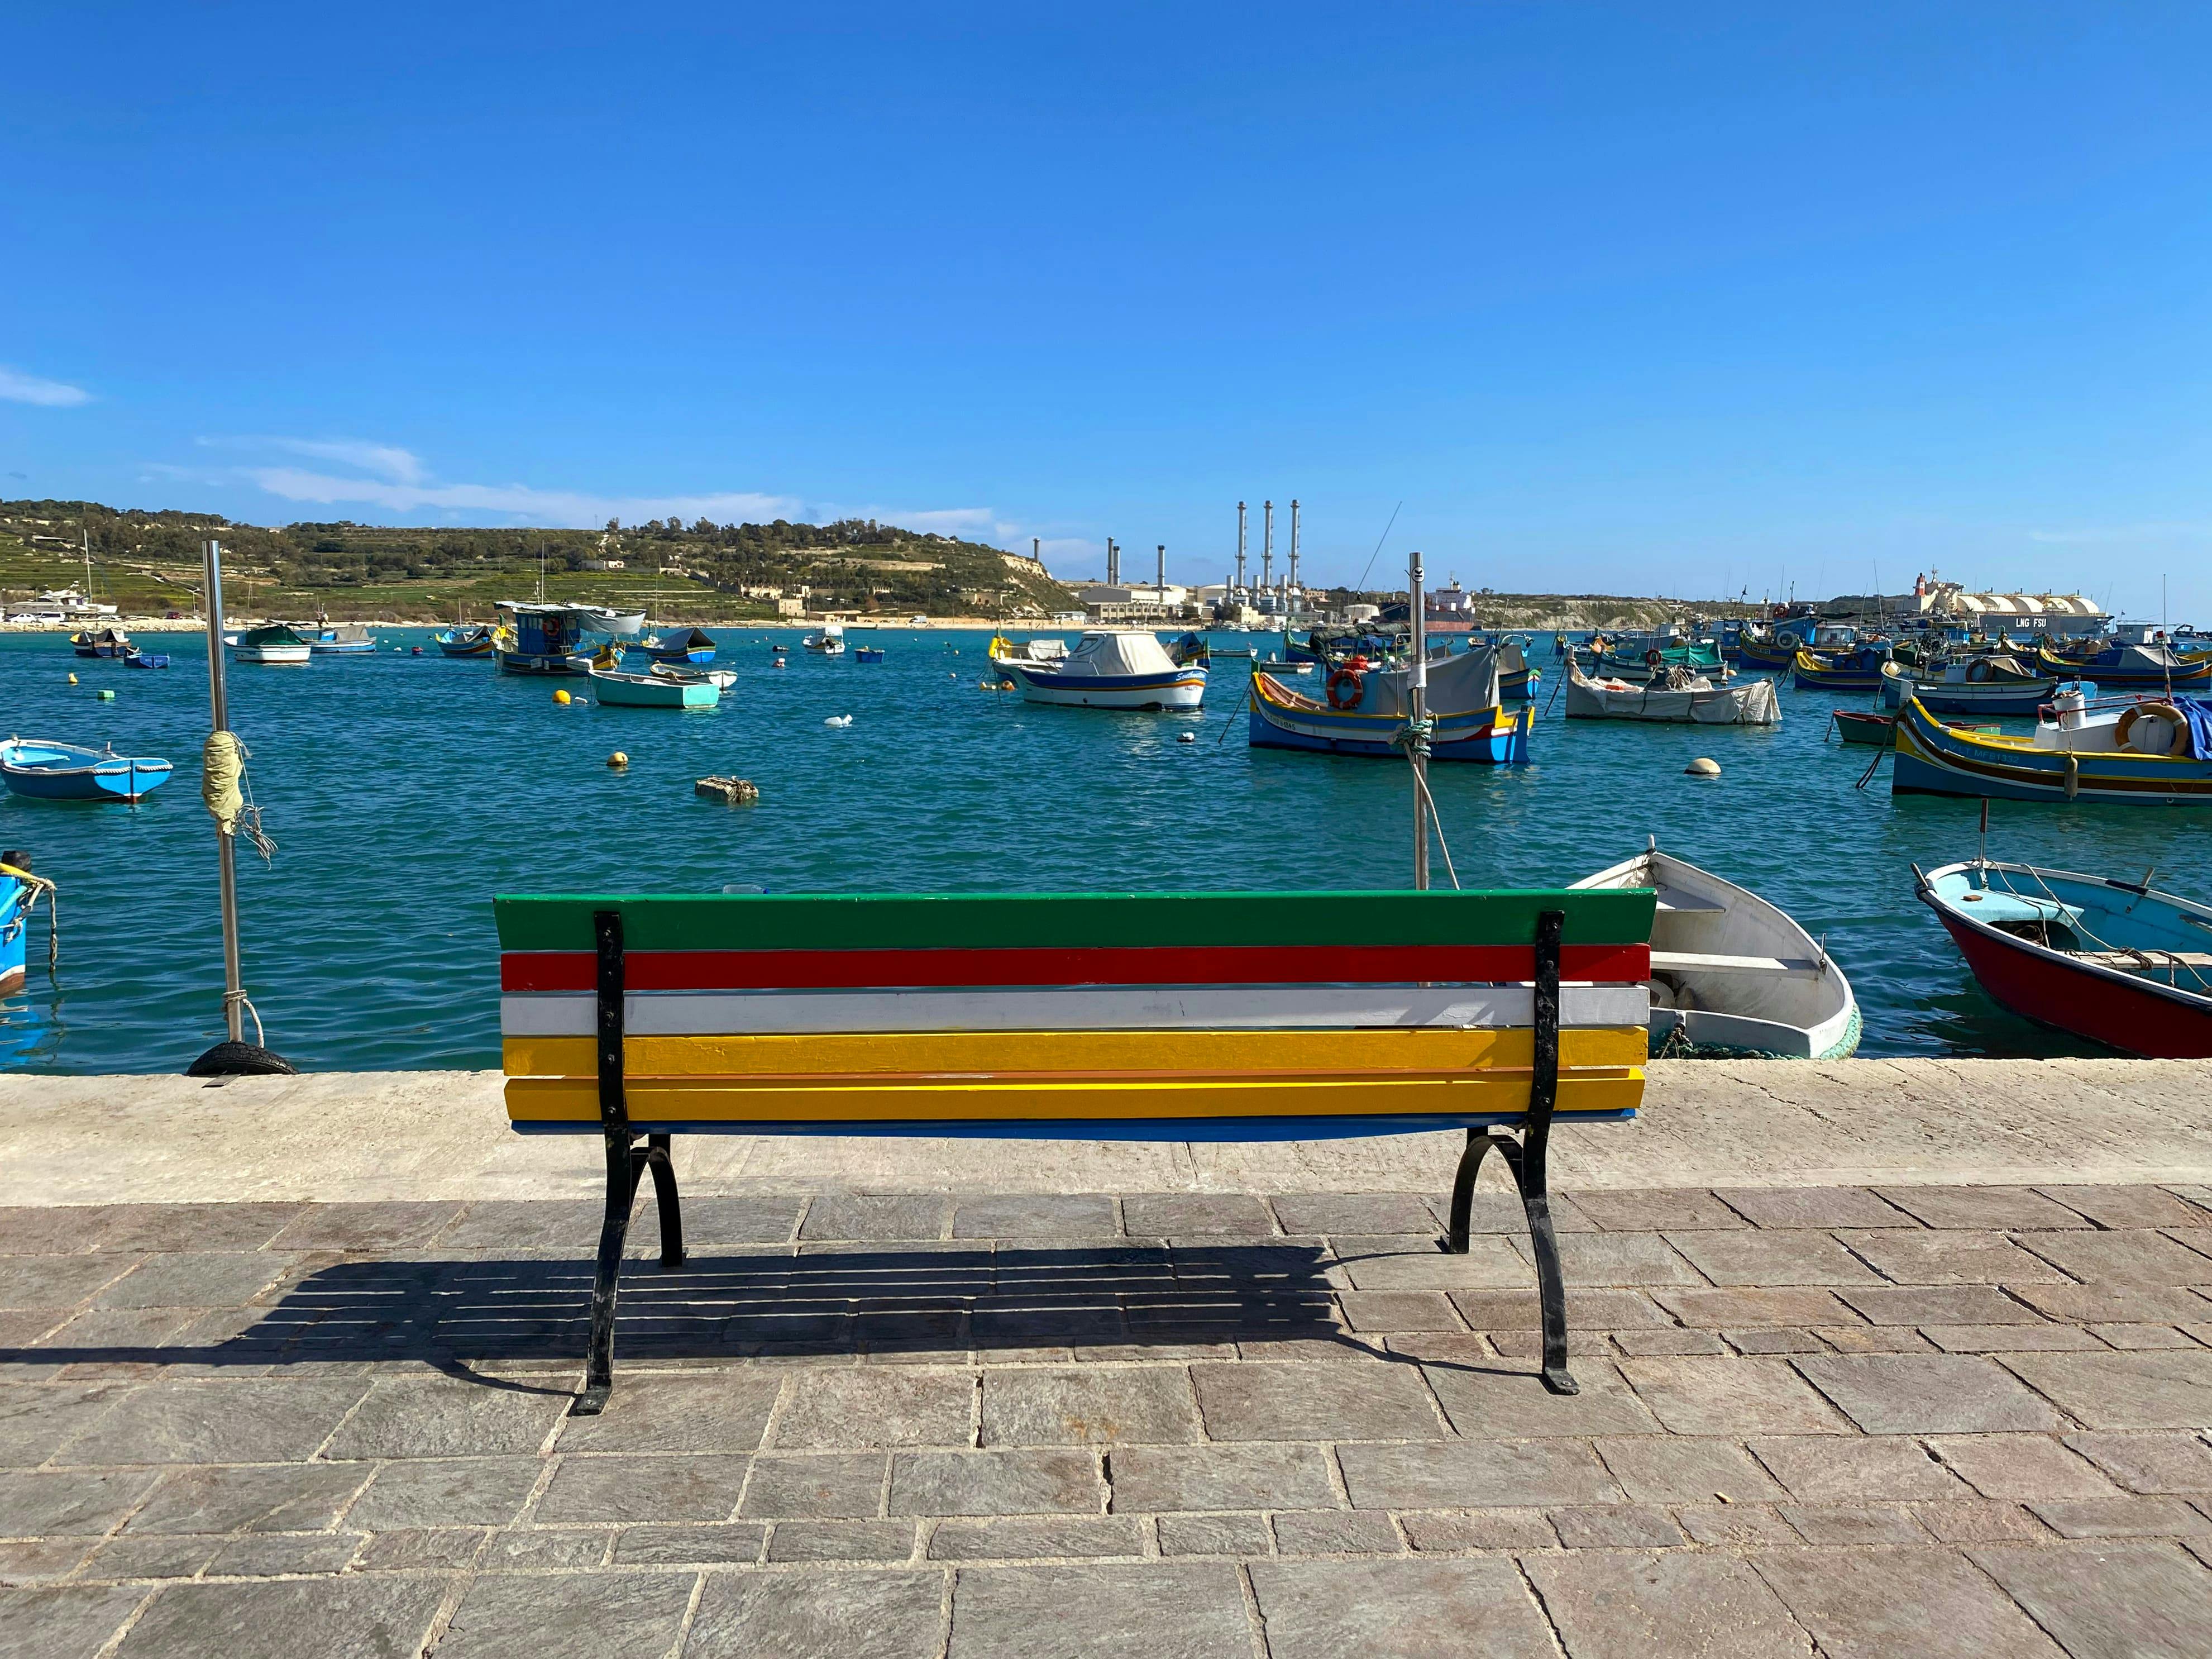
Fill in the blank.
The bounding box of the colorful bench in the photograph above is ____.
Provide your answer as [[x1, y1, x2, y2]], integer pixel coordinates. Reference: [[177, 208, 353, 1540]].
[[495, 888, 1655, 1412]]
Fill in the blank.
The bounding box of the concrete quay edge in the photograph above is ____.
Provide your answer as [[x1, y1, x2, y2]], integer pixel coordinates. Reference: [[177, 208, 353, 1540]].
[[0, 1057, 2206, 1206]]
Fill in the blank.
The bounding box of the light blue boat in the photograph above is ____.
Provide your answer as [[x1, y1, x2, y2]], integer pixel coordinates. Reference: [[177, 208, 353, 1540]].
[[0, 738, 174, 802]]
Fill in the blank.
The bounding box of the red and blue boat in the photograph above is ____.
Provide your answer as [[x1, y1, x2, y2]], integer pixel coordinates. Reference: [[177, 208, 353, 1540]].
[[1891, 693, 2212, 804], [1918, 858, 2212, 1056], [1248, 646, 1530, 762]]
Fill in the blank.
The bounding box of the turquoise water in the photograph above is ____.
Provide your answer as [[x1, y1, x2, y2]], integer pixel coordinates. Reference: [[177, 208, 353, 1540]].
[[3, 628, 2207, 1073]]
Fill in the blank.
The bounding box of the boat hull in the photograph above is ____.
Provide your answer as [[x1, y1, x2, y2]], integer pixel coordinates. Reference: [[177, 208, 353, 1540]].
[[1012, 665, 1207, 710], [1248, 685, 1532, 762], [0, 879, 25, 994], [589, 671, 720, 708], [227, 645, 312, 664], [497, 651, 592, 675], [0, 742, 174, 802], [1918, 863, 2212, 1057], [1830, 710, 1895, 746], [1891, 697, 2212, 804]]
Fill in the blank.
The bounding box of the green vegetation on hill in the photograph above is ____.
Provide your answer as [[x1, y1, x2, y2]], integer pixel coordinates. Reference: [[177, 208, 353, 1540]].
[[0, 499, 1078, 621]]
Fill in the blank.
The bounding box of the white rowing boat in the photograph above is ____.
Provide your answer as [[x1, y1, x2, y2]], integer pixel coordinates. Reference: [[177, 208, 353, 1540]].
[[1570, 840, 1859, 1058]]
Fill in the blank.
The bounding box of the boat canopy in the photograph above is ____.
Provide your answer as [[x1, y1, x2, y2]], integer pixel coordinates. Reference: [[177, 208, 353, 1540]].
[[237, 624, 307, 647], [1354, 645, 1503, 716], [1059, 630, 1182, 677]]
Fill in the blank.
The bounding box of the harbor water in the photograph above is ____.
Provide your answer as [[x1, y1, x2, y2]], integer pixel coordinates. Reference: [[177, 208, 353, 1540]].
[[3, 628, 2206, 1073]]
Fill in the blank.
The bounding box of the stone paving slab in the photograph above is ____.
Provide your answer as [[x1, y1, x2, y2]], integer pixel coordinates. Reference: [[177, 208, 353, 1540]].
[[4, 1182, 2212, 1654]]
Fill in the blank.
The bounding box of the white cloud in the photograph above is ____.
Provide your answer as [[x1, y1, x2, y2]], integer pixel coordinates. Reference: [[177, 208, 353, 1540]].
[[241, 464, 799, 527], [0, 366, 92, 407], [262, 438, 424, 484]]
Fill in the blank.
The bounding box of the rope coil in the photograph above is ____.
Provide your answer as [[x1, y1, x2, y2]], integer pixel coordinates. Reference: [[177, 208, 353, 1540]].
[[202, 732, 277, 863]]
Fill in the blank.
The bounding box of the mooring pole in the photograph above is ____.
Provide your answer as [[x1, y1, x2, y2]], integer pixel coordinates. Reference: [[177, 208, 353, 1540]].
[[1410, 547, 1430, 892], [203, 540, 245, 1043]]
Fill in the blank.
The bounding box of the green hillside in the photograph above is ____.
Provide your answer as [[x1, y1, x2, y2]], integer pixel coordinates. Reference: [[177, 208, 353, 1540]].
[[0, 500, 1078, 622]]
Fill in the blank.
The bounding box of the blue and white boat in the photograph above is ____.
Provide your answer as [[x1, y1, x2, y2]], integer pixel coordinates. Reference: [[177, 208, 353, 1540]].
[[124, 651, 170, 669], [1, 853, 51, 994], [1247, 643, 1530, 762], [639, 627, 718, 665], [1006, 630, 1206, 710], [292, 622, 378, 655], [0, 738, 174, 803], [495, 604, 595, 675], [434, 624, 496, 658]]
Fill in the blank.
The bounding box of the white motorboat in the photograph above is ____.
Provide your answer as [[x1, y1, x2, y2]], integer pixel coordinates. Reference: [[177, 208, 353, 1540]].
[[803, 621, 846, 655], [1571, 840, 1860, 1059], [1006, 630, 1206, 711], [1564, 664, 1780, 725], [227, 624, 314, 665]]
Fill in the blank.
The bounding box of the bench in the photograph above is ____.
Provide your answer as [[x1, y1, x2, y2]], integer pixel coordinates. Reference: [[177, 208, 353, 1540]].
[[494, 888, 1655, 1412]]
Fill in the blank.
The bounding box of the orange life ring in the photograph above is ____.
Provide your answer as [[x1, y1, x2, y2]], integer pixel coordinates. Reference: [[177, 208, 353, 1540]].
[[2116, 702, 2187, 756], [1326, 668, 1364, 709]]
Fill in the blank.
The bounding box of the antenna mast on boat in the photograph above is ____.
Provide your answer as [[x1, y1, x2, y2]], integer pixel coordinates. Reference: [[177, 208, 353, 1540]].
[[1410, 546, 1429, 891]]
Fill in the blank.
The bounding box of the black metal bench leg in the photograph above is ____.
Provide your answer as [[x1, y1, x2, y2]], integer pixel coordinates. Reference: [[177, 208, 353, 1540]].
[[642, 1133, 686, 1270], [1444, 1128, 1494, 1254], [1502, 1131, 1578, 1395], [575, 1126, 639, 1417]]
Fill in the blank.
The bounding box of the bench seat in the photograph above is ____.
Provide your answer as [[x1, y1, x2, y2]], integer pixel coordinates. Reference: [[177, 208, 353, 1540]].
[[494, 887, 1654, 1411]]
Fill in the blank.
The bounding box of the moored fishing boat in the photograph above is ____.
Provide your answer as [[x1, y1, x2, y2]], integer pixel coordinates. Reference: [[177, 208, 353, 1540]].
[[1, 853, 47, 994], [802, 621, 847, 655], [227, 624, 312, 664], [1564, 663, 1779, 724], [649, 663, 736, 690], [1891, 691, 2212, 803], [123, 651, 170, 670], [2033, 638, 2212, 689], [1879, 655, 2085, 715], [70, 626, 133, 659], [494, 604, 594, 674], [587, 668, 722, 708], [1248, 645, 1528, 761], [434, 624, 496, 657], [1791, 645, 1890, 692], [642, 627, 717, 665], [0, 738, 175, 802], [1917, 857, 2212, 1056], [292, 621, 378, 655], [569, 603, 648, 636], [1829, 709, 1895, 746], [1735, 626, 1799, 670], [854, 646, 885, 662], [1009, 630, 1206, 710], [1571, 840, 1859, 1059]]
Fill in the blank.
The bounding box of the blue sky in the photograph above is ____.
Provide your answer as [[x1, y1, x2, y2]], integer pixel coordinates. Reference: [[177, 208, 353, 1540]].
[[5, 4, 2210, 616]]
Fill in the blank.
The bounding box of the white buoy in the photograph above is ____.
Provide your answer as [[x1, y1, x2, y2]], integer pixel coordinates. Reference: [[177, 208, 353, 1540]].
[[1178, 732, 1196, 743], [1686, 757, 1721, 778], [825, 714, 853, 727]]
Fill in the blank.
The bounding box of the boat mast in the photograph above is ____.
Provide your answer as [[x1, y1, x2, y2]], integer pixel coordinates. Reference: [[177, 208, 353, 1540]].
[[82, 529, 93, 603], [1410, 547, 1429, 892]]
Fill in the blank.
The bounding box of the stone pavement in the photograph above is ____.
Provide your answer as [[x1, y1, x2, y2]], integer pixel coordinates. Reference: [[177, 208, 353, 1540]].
[[4, 1183, 2212, 1655]]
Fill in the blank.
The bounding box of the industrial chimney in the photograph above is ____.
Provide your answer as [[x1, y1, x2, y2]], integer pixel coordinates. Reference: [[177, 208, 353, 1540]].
[[1236, 502, 1248, 592], [1262, 501, 1274, 589], [1155, 544, 1165, 598], [1106, 537, 1119, 585], [1288, 500, 1300, 608]]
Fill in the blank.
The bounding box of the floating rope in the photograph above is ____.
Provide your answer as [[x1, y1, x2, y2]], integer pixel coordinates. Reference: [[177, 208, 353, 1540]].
[[200, 732, 277, 864], [0, 861, 58, 972]]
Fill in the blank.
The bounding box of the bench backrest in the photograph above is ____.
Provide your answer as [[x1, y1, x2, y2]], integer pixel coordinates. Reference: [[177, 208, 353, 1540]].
[[494, 889, 1655, 1139]]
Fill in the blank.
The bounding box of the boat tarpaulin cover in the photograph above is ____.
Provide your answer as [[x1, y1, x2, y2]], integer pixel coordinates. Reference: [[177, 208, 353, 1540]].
[[1059, 631, 1183, 678], [2179, 698, 2212, 760], [1358, 646, 1503, 716]]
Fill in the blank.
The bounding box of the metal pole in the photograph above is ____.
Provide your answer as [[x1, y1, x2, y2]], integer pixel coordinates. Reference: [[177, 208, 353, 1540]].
[[1262, 502, 1273, 591], [1236, 503, 1247, 593], [202, 540, 244, 1042], [1410, 547, 1429, 891], [1289, 499, 1300, 614]]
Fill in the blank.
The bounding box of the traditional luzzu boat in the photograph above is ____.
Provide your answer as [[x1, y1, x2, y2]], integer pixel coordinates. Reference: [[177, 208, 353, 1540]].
[[1248, 645, 1529, 761], [1877, 655, 2086, 716], [293, 621, 378, 655], [0, 738, 174, 802], [2033, 638, 2212, 689], [641, 627, 718, 665], [434, 624, 496, 657], [227, 624, 313, 664], [1891, 690, 2212, 803], [1917, 857, 2212, 1056], [587, 667, 722, 709], [1008, 629, 1206, 711], [1735, 625, 1799, 670], [1791, 645, 1890, 692], [70, 626, 133, 659], [1571, 841, 1859, 1059], [1564, 662, 1779, 725], [495, 604, 595, 674]]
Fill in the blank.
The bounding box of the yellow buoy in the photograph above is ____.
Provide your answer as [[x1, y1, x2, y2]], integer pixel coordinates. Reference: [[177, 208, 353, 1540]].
[[67, 673, 78, 685], [553, 689, 572, 705], [608, 751, 628, 769]]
